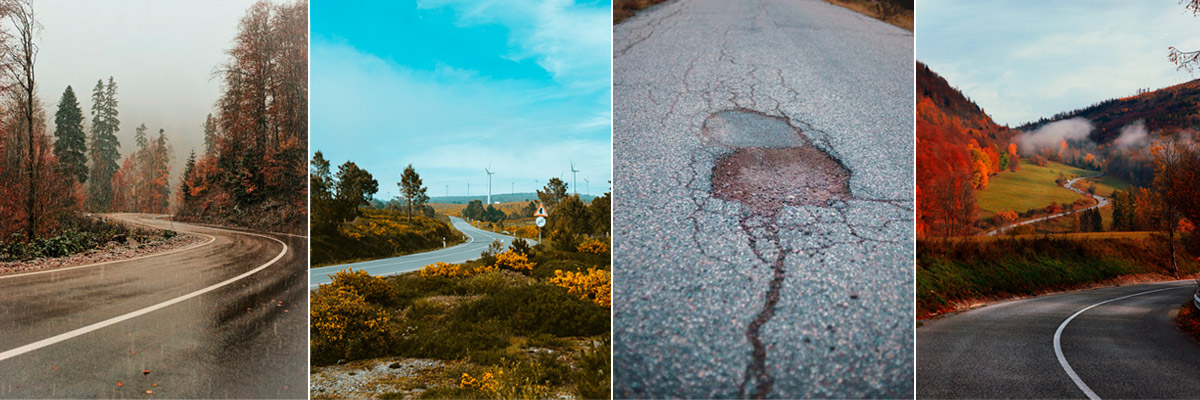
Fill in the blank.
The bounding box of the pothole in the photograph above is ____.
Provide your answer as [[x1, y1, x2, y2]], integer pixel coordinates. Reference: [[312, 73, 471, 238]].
[[702, 109, 808, 148], [707, 110, 851, 214]]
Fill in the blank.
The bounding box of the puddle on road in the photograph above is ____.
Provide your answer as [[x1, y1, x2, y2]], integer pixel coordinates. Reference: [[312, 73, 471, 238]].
[[706, 110, 851, 215]]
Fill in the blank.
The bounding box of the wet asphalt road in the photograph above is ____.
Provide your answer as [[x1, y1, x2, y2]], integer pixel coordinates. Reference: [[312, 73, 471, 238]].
[[310, 216, 529, 288], [0, 214, 308, 399], [984, 173, 1108, 236], [918, 280, 1200, 398], [612, 0, 914, 398]]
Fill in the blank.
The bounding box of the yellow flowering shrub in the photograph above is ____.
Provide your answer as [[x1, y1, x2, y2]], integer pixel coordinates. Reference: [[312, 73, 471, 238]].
[[420, 261, 496, 279], [549, 268, 611, 307], [460, 370, 501, 392], [493, 250, 535, 273], [310, 285, 394, 365], [576, 238, 609, 254], [327, 268, 395, 304], [460, 368, 549, 399]]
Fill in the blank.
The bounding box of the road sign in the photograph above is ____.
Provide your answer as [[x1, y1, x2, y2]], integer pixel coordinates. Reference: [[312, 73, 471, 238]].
[[534, 204, 548, 217], [535, 216, 546, 227]]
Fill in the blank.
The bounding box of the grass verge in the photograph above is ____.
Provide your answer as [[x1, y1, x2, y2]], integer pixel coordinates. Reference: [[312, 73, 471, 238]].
[[614, 0, 673, 24], [824, 0, 913, 32], [917, 236, 1199, 318]]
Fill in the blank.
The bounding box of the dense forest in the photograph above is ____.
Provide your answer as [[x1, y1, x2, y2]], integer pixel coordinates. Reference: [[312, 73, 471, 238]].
[[176, 0, 308, 234]]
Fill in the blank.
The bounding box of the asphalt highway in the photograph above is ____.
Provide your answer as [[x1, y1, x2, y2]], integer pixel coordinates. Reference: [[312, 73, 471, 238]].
[[918, 280, 1200, 399], [984, 173, 1109, 236], [0, 213, 308, 398], [612, 0, 914, 397], [309, 216, 529, 288]]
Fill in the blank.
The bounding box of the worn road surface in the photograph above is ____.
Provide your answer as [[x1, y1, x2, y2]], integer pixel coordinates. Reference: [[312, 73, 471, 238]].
[[310, 216, 528, 288], [0, 214, 307, 399], [918, 280, 1200, 398], [612, 0, 914, 398], [984, 173, 1109, 236]]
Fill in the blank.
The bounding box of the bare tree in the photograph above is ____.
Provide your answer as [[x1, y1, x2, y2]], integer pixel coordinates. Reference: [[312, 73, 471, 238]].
[[1169, 0, 1200, 72], [0, 0, 40, 240]]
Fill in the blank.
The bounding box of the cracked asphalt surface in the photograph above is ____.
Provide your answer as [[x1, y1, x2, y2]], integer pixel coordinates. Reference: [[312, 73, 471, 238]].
[[612, 0, 914, 398]]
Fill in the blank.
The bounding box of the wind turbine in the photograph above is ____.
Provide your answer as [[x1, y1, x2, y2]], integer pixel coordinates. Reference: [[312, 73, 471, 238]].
[[583, 176, 590, 196], [570, 161, 580, 196], [467, 182, 470, 197], [485, 164, 495, 205]]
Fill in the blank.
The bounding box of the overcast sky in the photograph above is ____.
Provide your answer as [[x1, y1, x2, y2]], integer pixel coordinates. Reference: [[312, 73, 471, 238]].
[[917, 0, 1200, 127], [311, 0, 613, 200], [37, 0, 257, 180]]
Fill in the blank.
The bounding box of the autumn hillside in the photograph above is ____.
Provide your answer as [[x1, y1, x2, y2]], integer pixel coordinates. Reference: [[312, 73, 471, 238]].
[[916, 61, 1020, 237], [1017, 79, 1200, 145]]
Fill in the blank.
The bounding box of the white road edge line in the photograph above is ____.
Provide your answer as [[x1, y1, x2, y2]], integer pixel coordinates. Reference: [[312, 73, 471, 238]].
[[0, 233, 217, 281], [0, 225, 288, 362], [307, 219, 480, 289], [1053, 284, 1190, 400]]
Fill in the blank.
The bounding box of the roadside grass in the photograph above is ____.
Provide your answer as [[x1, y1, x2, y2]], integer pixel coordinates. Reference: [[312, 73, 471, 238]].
[[311, 237, 611, 399], [824, 0, 913, 32], [917, 236, 1199, 318], [311, 208, 464, 267], [614, 0, 673, 24], [1177, 299, 1200, 344], [975, 159, 1095, 219], [0, 214, 176, 262]]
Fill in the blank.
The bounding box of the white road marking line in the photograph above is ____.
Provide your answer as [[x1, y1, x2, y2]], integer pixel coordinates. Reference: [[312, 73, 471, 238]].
[[0, 225, 288, 362], [1053, 284, 1190, 400], [0, 234, 216, 281]]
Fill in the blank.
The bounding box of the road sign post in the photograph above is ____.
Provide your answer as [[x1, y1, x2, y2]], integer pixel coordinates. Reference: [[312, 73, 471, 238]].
[[534, 205, 548, 243]]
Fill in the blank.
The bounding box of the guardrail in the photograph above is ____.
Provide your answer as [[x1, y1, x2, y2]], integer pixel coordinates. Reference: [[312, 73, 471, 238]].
[[1193, 291, 1200, 311]]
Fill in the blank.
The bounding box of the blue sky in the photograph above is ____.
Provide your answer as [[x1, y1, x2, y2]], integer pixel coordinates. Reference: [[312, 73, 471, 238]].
[[917, 0, 1200, 127], [311, 0, 612, 200]]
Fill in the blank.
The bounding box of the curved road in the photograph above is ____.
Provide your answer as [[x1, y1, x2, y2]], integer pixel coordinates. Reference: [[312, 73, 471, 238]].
[[309, 216, 530, 288], [984, 173, 1108, 236], [614, 0, 914, 398], [0, 213, 308, 399], [918, 280, 1200, 398]]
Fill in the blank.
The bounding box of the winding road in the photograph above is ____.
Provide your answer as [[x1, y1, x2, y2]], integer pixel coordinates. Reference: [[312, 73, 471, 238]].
[[0, 213, 308, 399], [918, 280, 1200, 399], [613, 0, 914, 398], [984, 173, 1108, 236], [309, 216, 529, 288]]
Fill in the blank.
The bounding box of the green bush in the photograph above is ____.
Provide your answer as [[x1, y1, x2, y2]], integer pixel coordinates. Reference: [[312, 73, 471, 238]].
[[458, 270, 531, 296], [574, 336, 611, 400], [455, 284, 608, 337]]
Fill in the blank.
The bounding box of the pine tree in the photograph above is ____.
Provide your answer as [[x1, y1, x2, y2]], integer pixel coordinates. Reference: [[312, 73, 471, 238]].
[[53, 85, 88, 183], [203, 113, 217, 156], [397, 164, 428, 221], [180, 150, 196, 203], [87, 78, 121, 211]]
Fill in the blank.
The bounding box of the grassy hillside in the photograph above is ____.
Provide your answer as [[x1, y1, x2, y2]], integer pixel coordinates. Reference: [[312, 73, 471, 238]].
[[917, 236, 1199, 318], [975, 160, 1095, 218], [430, 201, 532, 218], [311, 240, 612, 399], [311, 208, 464, 267]]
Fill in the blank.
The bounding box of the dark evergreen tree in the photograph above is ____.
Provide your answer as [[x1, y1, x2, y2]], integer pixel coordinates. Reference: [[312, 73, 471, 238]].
[[52, 85, 88, 183], [86, 77, 121, 211]]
